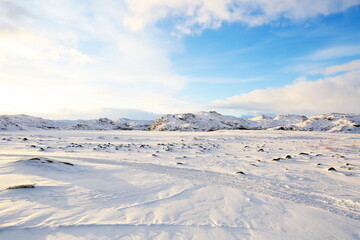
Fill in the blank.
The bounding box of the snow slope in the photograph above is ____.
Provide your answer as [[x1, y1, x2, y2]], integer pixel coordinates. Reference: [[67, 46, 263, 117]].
[[0, 130, 359, 239]]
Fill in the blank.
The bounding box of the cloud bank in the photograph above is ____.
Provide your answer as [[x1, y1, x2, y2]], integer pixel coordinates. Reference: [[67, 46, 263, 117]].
[[214, 62, 360, 115], [0, 0, 187, 117]]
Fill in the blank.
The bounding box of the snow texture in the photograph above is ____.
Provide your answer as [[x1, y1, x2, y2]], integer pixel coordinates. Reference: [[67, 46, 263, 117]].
[[0, 130, 359, 239]]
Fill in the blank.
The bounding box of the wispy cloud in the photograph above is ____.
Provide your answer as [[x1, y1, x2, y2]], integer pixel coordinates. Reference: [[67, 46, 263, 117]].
[[123, 0, 360, 35], [311, 59, 360, 75], [305, 45, 360, 61]]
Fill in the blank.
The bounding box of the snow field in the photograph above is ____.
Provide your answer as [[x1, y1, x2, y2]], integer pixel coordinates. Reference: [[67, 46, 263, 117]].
[[0, 130, 359, 239]]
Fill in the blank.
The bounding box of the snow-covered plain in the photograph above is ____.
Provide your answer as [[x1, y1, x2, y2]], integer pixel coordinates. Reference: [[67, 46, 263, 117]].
[[0, 130, 359, 239]]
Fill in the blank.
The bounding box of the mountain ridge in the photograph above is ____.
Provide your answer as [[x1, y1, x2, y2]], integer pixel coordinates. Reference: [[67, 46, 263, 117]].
[[1, 112, 359, 133]]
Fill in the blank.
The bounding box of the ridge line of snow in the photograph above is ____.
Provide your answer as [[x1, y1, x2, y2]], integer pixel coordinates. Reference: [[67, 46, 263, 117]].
[[1, 112, 360, 133]]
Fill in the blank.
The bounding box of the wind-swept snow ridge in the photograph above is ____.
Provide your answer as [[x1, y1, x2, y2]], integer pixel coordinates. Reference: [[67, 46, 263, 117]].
[[42, 155, 357, 220], [109, 161, 360, 220]]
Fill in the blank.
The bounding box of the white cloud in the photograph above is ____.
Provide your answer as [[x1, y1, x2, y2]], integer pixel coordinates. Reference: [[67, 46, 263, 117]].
[[213, 70, 360, 115], [0, 0, 188, 117], [311, 59, 360, 75], [123, 0, 360, 35]]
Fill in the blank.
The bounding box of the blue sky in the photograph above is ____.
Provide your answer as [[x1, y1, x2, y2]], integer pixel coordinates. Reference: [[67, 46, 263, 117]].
[[0, 0, 359, 119], [175, 7, 360, 100]]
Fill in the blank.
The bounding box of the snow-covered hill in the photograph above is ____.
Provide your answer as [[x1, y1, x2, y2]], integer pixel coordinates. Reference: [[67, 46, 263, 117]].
[[1, 112, 359, 133], [149, 111, 360, 133], [272, 113, 360, 133], [0, 115, 151, 131], [149, 111, 254, 131], [150, 111, 307, 131]]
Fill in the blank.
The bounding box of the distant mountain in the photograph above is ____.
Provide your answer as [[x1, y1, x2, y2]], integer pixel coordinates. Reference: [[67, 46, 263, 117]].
[[149, 111, 360, 133], [271, 113, 360, 133], [149, 111, 308, 131], [1, 112, 359, 133], [149, 111, 253, 131], [0, 114, 152, 131]]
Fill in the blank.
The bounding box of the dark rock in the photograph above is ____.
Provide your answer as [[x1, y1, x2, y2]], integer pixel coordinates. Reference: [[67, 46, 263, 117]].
[[61, 161, 74, 166], [23, 138, 28, 141], [299, 153, 309, 155], [285, 155, 292, 159], [257, 149, 264, 152], [176, 162, 183, 165], [328, 167, 337, 171], [236, 171, 246, 175], [272, 158, 282, 161], [7, 184, 35, 189]]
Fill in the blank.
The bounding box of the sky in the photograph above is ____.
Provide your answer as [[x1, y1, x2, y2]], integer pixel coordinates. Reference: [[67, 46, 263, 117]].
[[0, 0, 360, 120]]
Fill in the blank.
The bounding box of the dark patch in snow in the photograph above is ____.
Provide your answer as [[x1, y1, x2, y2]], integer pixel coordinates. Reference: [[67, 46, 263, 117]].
[[7, 184, 35, 190]]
